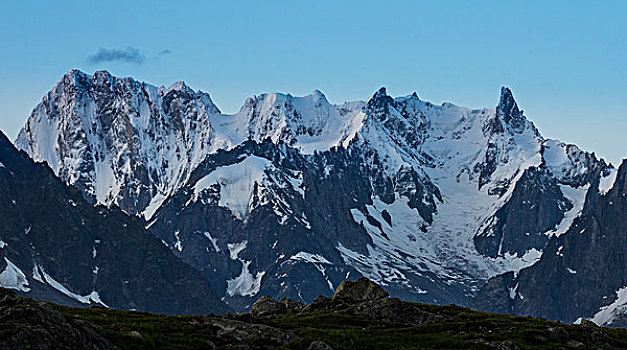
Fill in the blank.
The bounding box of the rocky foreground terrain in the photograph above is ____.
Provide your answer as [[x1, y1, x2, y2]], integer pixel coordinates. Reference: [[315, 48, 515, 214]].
[[1, 278, 626, 350]]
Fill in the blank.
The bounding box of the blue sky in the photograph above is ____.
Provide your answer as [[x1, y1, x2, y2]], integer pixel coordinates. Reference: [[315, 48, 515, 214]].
[[1, 1, 625, 164]]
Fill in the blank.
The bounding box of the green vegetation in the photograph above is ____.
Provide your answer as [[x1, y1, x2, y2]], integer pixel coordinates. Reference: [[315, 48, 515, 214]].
[[1, 285, 626, 349], [49, 301, 627, 349]]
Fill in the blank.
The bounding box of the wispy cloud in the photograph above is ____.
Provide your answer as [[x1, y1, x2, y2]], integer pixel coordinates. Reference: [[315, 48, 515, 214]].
[[158, 49, 172, 55], [87, 47, 145, 65]]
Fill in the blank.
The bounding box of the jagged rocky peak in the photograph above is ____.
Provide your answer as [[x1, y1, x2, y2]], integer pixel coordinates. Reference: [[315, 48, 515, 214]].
[[15, 69, 220, 216], [57, 69, 220, 119], [164, 80, 221, 114], [242, 89, 333, 140], [92, 69, 115, 85], [167, 80, 190, 92], [366, 87, 394, 113], [233, 88, 365, 154], [496, 86, 527, 134], [311, 88, 326, 100], [473, 159, 627, 326], [541, 139, 611, 187]]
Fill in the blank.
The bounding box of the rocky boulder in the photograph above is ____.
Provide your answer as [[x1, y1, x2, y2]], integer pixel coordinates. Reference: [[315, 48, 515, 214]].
[[251, 296, 305, 317], [351, 298, 447, 325], [308, 340, 333, 350], [251, 296, 285, 317], [0, 288, 115, 349], [332, 277, 389, 302], [300, 296, 333, 313], [281, 297, 305, 313]]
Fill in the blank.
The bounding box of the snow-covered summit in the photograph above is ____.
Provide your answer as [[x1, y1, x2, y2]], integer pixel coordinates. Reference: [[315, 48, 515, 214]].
[[212, 89, 365, 154], [15, 70, 600, 222], [16, 70, 220, 217]]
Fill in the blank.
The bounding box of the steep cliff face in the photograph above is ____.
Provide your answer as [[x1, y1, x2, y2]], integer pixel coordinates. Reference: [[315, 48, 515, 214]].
[[474, 167, 574, 258], [473, 163, 626, 326], [14, 70, 609, 312], [0, 131, 230, 315]]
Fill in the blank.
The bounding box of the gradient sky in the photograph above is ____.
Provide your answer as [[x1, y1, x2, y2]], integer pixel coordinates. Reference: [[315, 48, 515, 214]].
[[1, 1, 626, 164]]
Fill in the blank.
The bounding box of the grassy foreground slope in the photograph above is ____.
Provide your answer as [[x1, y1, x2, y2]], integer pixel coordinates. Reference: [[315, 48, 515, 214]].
[[1, 279, 626, 349]]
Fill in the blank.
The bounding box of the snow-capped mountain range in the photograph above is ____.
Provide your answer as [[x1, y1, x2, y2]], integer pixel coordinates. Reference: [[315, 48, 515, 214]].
[[11, 70, 626, 324]]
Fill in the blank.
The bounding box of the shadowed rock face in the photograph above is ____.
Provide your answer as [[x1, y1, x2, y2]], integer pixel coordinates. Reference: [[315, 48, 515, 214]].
[[497, 87, 526, 134], [474, 167, 573, 257], [0, 131, 230, 315], [474, 162, 627, 325], [332, 277, 389, 302]]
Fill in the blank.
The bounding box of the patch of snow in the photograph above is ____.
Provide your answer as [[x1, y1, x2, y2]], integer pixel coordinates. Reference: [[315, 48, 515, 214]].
[[173, 230, 183, 252], [599, 169, 618, 195], [326, 278, 334, 291], [344, 195, 431, 288], [591, 286, 627, 326], [556, 245, 564, 257], [203, 232, 220, 252], [289, 252, 332, 264], [0, 258, 30, 292], [337, 242, 419, 290], [192, 156, 273, 219], [226, 239, 264, 297], [285, 171, 305, 197], [544, 184, 589, 238], [288, 252, 334, 290], [499, 249, 543, 278], [85, 291, 107, 307], [567, 268, 577, 274], [143, 193, 168, 220], [226, 261, 265, 297], [32, 265, 43, 283], [0, 240, 6, 249], [228, 240, 248, 260], [36, 265, 107, 307], [542, 140, 571, 169], [508, 283, 519, 300]]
